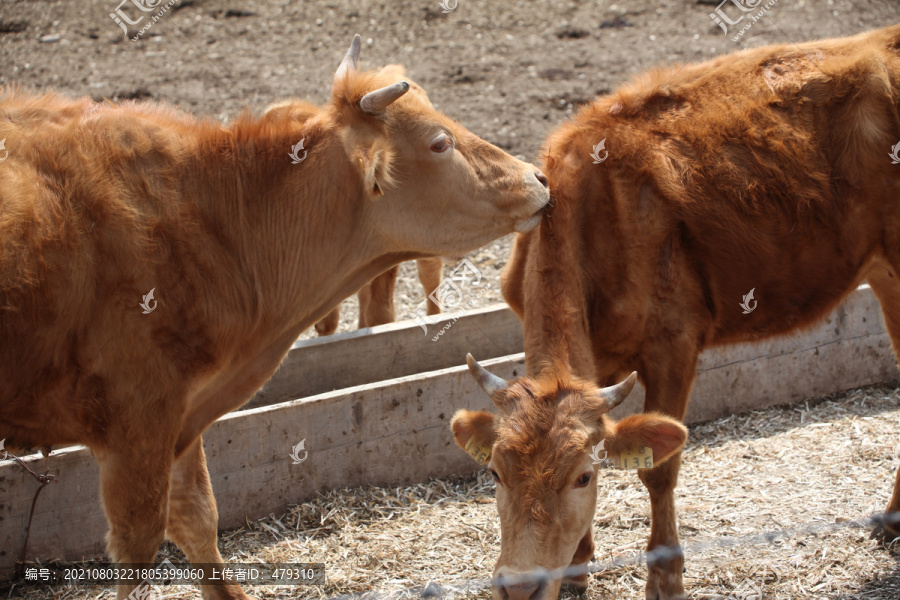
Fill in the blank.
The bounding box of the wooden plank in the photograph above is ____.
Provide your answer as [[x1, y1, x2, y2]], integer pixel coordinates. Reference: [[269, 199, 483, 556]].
[[0, 446, 107, 579], [1, 286, 896, 579], [248, 305, 522, 409], [204, 356, 525, 530]]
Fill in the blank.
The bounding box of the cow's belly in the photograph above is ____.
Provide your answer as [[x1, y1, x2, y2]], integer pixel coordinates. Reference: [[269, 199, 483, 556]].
[[705, 243, 877, 345]]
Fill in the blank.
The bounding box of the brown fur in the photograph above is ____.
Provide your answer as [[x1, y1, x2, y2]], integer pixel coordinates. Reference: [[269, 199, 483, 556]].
[[0, 43, 549, 599], [487, 24, 900, 600]]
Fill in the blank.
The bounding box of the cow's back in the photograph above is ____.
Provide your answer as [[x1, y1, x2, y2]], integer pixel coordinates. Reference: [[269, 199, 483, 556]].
[[540, 24, 900, 349], [0, 91, 204, 448]]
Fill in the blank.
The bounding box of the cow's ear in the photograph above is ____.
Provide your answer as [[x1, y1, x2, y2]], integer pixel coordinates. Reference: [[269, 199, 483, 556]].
[[451, 410, 496, 465], [604, 413, 687, 468], [352, 138, 396, 198]]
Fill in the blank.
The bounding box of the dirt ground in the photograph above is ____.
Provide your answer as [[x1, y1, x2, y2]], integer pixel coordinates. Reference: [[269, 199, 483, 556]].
[[3, 0, 899, 335], [8, 382, 900, 600]]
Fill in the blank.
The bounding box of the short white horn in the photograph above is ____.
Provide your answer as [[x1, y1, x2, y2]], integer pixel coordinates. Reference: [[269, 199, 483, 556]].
[[334, 34, 361, 85], [466, 353, 509, 397], [599, 371, 638, 411], [360, 81, 410, 114]]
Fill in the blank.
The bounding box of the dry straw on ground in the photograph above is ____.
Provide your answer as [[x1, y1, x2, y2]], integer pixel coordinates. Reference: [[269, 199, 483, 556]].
[[8, 382, 900, 600]]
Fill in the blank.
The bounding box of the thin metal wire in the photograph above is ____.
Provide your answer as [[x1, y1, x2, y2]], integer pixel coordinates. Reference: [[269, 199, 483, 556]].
[[6, 455, 55, 579]]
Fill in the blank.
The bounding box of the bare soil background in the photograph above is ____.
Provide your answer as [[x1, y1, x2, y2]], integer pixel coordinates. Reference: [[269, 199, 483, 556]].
[[3, 0, 899, 335]]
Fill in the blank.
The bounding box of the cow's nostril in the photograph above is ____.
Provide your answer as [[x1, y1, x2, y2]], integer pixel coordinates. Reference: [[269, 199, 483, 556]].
[[533, 170, 549, 189]]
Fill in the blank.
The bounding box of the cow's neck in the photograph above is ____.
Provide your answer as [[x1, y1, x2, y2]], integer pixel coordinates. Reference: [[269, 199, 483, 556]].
[[184, 116, 416, 353], [524, 146, 604, 381]]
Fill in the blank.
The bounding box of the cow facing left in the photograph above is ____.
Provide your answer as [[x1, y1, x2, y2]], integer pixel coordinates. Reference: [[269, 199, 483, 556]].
[[0, 35, 550, 600]]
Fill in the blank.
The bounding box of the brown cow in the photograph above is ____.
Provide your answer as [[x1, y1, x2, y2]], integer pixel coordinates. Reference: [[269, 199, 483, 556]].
[[0, 36, 549, 599], [452, 24, 900, 600], [313, 257, 443, 336]]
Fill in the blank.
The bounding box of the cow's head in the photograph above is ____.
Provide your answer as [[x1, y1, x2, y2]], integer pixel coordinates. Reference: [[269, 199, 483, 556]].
[[326, 35, 550, 256], [451, 355, 687, 600]]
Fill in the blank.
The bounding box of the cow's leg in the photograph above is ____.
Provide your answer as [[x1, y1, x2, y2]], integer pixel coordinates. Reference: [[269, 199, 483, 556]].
[[865, 261, 900, 539], [166, 437, 251, 599], [357, 282, 373, 328], [636, 351, 697, 600], [314, 306, 340, 336], [97, 445, 172, 600], [358, 265, 399, 328], [416, 257, 444, 315]]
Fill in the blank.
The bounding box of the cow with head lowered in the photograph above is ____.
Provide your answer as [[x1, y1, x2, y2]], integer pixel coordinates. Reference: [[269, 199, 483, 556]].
[[0, 35, 549, 600], [453, 24, 900, 600]]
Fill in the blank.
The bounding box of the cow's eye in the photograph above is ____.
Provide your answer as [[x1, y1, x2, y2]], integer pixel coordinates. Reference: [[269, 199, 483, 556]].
[[489, 469, 502, 484], [574, 472, 592, 488], [431, 133, 453, 153]]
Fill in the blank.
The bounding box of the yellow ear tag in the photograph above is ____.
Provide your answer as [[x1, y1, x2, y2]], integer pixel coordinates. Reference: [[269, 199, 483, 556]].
[[619, 445, 654, 470], [465, 437, 492, 465]]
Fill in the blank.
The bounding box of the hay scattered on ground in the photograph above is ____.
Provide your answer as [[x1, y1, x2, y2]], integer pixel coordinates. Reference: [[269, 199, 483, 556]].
[[8, 382, 900, 600]]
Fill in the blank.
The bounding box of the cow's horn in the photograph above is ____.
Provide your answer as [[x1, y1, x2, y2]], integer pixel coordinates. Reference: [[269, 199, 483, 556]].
[[334, 34, 362, 84], [360, 81, 410, 114], [598, 372, 638, 411], [466, 353, 509, 397]]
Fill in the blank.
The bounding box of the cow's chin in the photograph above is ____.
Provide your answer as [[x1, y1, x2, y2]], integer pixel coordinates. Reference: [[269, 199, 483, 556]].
[[514, 212, 543, 233], [490, 578, 561, 600]]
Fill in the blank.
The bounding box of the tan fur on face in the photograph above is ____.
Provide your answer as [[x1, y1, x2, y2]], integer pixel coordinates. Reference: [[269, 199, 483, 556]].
[[452, 372, 686, 599]]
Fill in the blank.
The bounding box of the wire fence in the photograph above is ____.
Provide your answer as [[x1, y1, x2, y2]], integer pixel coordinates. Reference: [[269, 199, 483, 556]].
[[320, 510, 900, 600]]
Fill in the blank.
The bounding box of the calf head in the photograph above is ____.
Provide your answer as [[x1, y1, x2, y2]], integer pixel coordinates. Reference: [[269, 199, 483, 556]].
[[452, 355, 687, 600], [284, 36, 550, 256]]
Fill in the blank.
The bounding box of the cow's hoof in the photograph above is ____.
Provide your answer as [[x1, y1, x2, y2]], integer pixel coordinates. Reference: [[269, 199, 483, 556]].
[[645, 571, 686, 600], [871, 512, 900, 547], [871, 523, 900, 546]]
